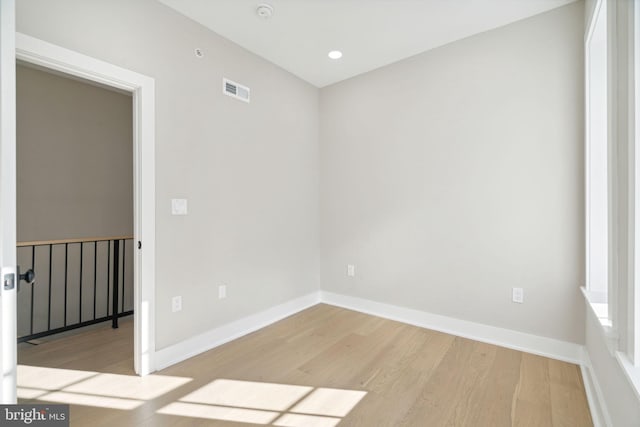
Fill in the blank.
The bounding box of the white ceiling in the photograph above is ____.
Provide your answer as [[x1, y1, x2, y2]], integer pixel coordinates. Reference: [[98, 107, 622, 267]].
[[158, 0, 576, 88]]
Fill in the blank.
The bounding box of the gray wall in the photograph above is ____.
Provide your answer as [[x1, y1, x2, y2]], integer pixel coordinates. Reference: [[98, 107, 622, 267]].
[[16, 65, 133, 242], [16, 0, 320, 350], [319, 2, 585, 343]]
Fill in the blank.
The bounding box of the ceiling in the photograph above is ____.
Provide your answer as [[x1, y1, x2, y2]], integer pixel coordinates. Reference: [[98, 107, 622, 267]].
[[158, 0, 576, 88]]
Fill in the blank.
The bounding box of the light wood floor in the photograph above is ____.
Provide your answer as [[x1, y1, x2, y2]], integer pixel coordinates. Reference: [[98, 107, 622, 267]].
[[17, 304, 592, 426]]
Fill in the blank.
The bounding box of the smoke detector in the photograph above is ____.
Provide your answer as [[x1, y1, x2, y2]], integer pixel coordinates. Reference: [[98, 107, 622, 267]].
[[256, 3, 274, 19]]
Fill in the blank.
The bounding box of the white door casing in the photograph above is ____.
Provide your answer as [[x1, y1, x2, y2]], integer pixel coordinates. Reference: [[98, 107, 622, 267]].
[[0, 0, 17, 404], [14, 33, 157, 376]]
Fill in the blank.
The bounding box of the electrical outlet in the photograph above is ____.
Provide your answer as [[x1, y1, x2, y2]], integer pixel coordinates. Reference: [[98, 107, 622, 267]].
[[347, 264, 355, 277], [219, 285, 227, 299], [512, 288, 524, 304], [171, 198, 188, 215], [172, 296, 182, 312]]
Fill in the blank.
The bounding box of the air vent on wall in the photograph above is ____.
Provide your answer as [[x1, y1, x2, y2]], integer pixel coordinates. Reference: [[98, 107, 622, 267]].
[[223, 78, 250, 103]]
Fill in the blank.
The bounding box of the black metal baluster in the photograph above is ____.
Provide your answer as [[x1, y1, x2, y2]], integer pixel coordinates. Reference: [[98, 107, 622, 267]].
[[112, 239, 119, 329], [17, 237, 134, 343], [121, 240, 126, 313], [47, 244, 52, 331], [30, 245, 35, 336], [79, 242, 83, 323], [93, 241, 97, 320], [64, 243, 68, 327], [106, 241, 110, 316]]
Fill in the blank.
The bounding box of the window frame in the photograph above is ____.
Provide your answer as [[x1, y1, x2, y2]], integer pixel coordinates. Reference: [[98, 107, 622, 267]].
[[584, 0, 612, 328]]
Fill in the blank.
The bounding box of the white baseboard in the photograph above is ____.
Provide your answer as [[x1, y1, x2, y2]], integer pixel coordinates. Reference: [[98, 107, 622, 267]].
[[320, 291, 584, 365], [155, 289, 584, 372], [153, 289, 605, 423], [154, 291, 321, 370], [581, 349, 613, 427]]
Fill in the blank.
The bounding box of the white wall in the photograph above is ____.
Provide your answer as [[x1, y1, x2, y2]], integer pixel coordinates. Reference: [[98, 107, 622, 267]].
[[16, 0, 319, 350], [319, 2, 585, 343]]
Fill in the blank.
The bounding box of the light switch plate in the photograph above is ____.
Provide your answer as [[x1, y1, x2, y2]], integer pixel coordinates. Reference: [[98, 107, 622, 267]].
[[171, 199, 188, 215]]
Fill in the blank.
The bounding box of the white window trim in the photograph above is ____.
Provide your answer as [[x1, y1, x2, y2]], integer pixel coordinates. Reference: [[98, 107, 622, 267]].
[[584, 0, 613, 328], [631, 0, 640, 368]]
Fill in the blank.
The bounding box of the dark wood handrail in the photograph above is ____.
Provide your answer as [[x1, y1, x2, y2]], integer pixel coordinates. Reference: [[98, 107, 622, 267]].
[[17, 235, 133, 247]]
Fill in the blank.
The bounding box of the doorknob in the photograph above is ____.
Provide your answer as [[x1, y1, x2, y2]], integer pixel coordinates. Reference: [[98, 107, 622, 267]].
[[19, 268, 35, 285], [2, 267, 35, 291], [17, 266, 35, 291]]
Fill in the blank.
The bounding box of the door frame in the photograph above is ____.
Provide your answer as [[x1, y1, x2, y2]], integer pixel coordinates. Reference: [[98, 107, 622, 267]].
[[1, 0, 18, 404], [15, 33, 156, 376]]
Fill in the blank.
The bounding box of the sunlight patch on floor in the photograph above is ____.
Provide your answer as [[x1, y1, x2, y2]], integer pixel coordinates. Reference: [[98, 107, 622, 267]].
[[157, 379, 367, 426], [180, 379, 313, 411], [63, 372, 191, 400], [42, 391, 144, 410], [17, 364, 192, 410], [16, 387, 48, 399], [290, 388, 367, 417], [158, 402, 280, 424], [17, 365, 96, 390], [273, 413, 341, 427]]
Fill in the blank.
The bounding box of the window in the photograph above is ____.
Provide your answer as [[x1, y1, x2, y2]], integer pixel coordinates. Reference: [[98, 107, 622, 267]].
[[585, 0, 640, 396], [585, 0, 610, 326]]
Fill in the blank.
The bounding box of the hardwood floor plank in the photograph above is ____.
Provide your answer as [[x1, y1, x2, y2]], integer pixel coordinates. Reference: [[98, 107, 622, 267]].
[[396, 338, 497, 426], [513, 353, 554, 427], [451, 346, 522, 427], [548, 359, 593, 427], [342, 330, 455, 426]]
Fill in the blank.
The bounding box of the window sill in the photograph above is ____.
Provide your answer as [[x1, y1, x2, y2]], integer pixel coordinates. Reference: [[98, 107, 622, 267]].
[[581, 287, 618, 354], [581, 286, 615, 328]]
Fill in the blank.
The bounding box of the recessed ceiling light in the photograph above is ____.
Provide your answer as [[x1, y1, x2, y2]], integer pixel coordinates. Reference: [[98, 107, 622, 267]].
[[328, 50, 343, 60]]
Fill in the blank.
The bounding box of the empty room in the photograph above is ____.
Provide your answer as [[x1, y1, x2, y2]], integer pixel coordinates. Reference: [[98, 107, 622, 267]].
[[1, 0, 639, 426]]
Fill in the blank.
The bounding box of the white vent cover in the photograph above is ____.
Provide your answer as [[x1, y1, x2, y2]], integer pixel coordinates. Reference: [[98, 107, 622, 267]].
[[223, 78, 250, 103]]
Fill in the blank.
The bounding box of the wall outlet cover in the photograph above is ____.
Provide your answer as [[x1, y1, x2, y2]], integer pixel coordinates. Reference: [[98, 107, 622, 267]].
[[172, 296, 182, 312], [512, 287, 524, 304], [347, 264, 355, 277]]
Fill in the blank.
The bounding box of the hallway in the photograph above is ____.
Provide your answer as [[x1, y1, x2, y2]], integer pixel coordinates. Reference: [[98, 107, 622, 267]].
[[18, 316, 134, 375]]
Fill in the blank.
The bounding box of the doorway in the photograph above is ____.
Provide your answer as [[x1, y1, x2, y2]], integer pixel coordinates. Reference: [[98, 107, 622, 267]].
[[15, 33, 156, 376], [16, 62, 135, 371]]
